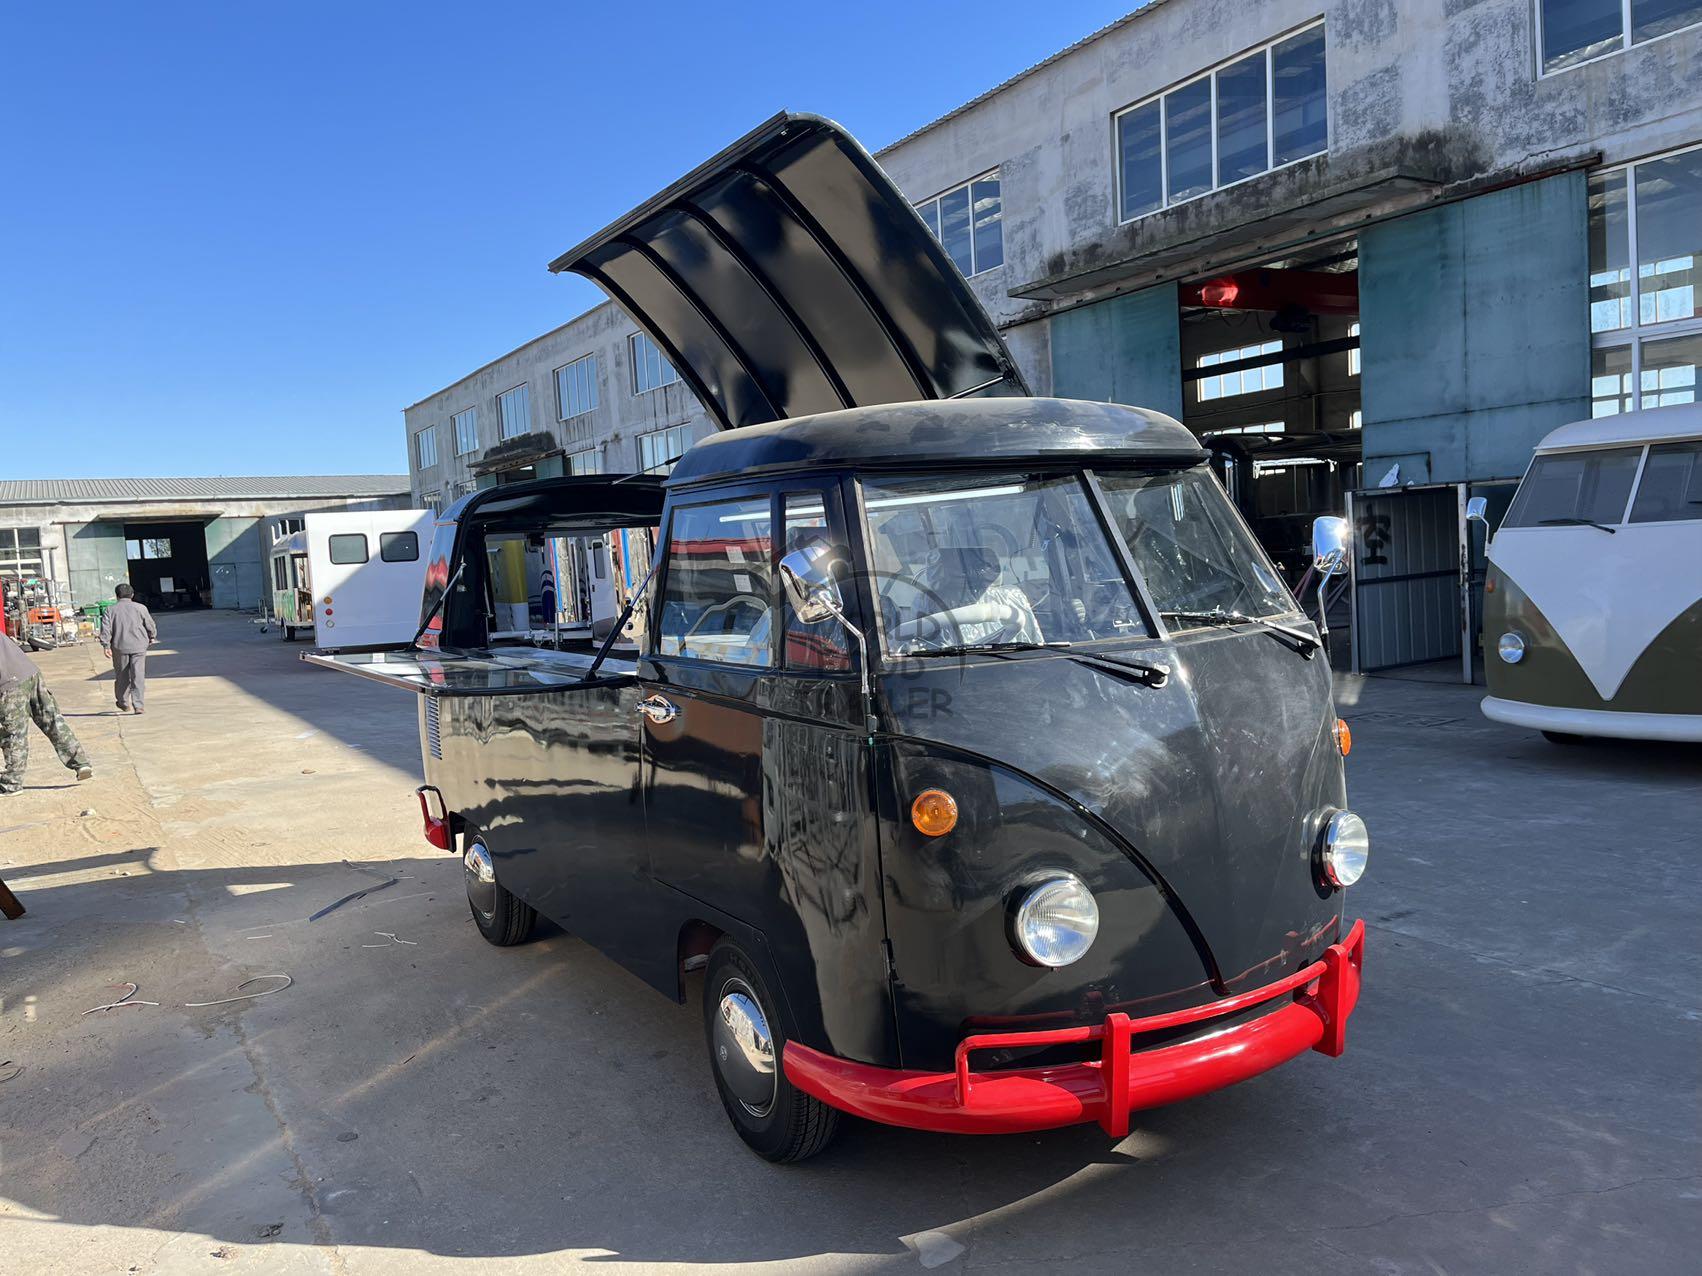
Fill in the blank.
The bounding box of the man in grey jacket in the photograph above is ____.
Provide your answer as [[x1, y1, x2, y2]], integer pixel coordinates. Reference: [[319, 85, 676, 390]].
[[98, 584, 157, 714], [1, 630, 93, 793]]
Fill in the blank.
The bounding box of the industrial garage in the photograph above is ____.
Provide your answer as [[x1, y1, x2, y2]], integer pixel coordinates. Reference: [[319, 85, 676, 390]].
[[0, 475, 411, 621]]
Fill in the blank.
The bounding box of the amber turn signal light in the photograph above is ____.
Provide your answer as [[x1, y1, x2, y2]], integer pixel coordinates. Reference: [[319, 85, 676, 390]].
[[911, 788, 958, 837], [1334, 719, 1352, 757]]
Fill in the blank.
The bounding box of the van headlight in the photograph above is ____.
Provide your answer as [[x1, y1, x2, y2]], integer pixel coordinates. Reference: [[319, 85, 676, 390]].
[[1011, 874, 1099, 967], [1318, 810, 1370, 890], [1497, 631, 1526, 664]]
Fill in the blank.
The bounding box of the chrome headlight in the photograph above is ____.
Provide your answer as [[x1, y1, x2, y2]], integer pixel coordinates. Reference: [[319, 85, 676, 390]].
[[1319, 810, 1370, 890], [1497, 631, 1526, 664], [1011, 874, 1099, 967]]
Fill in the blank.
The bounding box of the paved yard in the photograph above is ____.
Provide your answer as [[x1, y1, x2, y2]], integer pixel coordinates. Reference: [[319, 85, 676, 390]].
[[1, 611, 1697, 1273]]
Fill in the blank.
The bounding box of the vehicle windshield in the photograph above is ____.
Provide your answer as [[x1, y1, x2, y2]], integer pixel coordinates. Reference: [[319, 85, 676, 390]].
[[1097, 468, 1293, 622], [1503, 446, 1642, 528], [861, 472, 1145, 654]]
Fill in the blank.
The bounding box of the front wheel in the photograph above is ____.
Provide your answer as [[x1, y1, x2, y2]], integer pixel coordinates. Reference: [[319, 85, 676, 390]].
[[464, 830, 535, 946], [703, 940, 840, 1163]]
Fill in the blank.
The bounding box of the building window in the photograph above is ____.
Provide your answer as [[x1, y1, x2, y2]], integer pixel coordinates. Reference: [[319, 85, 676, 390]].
[[1201, 421, 1285, 439], [914, 171, 1004, 276], [1116, 23, 1327, 221], [554, 353, 599, 420], [1589, 144, 1702, 415], [126, 537, 172, 561], [415, 426, 438, 468], [637, 424, 692, 473], [1538, 0, 1702, 75], [452, 407, 478, 455], [630, 333, 679, 394], [1196, 340, 1285, 401], [423, 491, 444, 512], [0, 527, 43, 582], [568, 449, 603, 475], [271, 517, 304, 544], [498, 383, 531, 439], [1347, 322, 1361, 376]]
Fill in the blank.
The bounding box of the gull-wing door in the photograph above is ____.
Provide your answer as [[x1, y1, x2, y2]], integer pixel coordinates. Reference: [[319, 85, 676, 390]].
[[549, 112, 1028, 430]]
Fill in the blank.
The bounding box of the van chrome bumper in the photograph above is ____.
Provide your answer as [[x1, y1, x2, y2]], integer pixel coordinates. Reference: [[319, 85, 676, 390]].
[[784, 919, 1364, 1137], [1480, 696, 1702, 742]]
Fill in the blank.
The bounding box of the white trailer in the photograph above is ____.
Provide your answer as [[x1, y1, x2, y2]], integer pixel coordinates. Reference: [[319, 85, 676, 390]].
[[268, 510, 434, 649]]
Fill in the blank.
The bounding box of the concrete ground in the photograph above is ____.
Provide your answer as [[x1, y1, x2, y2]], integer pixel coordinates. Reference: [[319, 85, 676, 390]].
[[1, 611, 1697, 1274]]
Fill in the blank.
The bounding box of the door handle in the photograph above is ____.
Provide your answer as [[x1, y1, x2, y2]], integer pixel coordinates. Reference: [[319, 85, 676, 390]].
[[636, 694, 678, 725]]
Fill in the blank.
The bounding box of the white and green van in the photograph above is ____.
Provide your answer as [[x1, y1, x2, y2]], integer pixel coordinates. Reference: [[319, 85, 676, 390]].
[[1477, 403, 1702, 743]]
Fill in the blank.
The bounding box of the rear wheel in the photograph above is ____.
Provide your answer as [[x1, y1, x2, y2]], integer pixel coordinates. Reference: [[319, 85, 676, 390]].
[[464, 830, 535, 946], [703, 939, 840, 1163]]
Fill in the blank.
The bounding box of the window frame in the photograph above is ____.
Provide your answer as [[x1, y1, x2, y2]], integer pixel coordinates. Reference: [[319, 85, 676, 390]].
[[1113, 20, 1327, 225], [553, 352, 600, 421], [649, 485, 782, 670], [1588, 142, 1702, 415], [497, 382, 532, 440], [380, 530, 420, 563], [637, 423, 692, 474], [452, 407, 478, 456], [913, 168, 1005, 277], [630, 332, 680, 395], [1535, 0, 1702, 78], [415, 426, 439, 469]]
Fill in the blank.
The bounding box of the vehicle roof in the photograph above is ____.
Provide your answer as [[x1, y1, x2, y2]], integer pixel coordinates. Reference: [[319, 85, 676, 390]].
[[666, 397, 1206, 487], [1536, 402, 1702, 453], [272, 530, 307, 556], [442, 474, 668, 532]]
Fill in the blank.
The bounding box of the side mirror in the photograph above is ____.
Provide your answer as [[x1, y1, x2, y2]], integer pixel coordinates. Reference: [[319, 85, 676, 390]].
[[1465, 496, 1488, 524], [778, 543, 848, 625], [1311, 516, 1350, 577]]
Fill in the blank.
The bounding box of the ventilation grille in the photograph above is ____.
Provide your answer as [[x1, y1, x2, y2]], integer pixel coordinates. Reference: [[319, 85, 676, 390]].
[[426, 696, 442, 760]]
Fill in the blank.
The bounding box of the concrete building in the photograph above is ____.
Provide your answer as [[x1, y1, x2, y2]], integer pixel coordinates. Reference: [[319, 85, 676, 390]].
[[401, 300, 712, 506], [0, 476, 411, 613], [406, 0, 1701, 670]]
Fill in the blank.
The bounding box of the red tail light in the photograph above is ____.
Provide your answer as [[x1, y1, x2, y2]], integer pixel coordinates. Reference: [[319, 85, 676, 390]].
[[416, 786, 451, 850]]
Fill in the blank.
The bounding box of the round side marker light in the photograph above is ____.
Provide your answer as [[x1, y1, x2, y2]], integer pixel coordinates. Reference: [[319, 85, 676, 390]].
[[1334, 719, 1352, 757], [911, 789, 958, 837]]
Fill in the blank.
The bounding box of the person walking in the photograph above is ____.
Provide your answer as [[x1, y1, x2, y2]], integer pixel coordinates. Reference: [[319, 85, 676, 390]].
[[1, 629, 94, 794], [98, 584, 157, 714]]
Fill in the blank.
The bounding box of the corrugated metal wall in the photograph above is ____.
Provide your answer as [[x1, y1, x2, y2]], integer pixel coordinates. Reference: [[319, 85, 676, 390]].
[[205, 517, 264, 610], [1048, 282, 1183, 418], [64, 522, 128, 609], [1352, 487, 1460, 671]]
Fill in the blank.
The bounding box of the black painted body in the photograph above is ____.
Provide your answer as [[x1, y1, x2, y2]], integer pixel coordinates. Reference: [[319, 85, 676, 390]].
[[359, 402, 1351, 1076]]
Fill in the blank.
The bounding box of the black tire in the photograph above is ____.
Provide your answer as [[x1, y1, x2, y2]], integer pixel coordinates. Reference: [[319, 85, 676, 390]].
[[464, 829, 536, 946], [281, 624, 293, 641], [703, 939, 840, 1163], [1542, 730, 1589, 744]]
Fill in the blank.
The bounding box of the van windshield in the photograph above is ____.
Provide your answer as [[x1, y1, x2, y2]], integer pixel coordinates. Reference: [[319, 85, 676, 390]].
[[862, 473, 1145, 654], [1503, 446, 1641, 529], [1097, 469, 1293, 623]]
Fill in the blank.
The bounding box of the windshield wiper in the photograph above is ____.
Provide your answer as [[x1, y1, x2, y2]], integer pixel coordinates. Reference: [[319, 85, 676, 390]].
[[902, 640, 1072, 659], [1537, 517, 1617, 534], [1161, 608, 1320, 658]]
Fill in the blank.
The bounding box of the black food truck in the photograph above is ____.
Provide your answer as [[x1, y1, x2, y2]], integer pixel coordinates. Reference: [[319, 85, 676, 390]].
[[309, 115, 1369, 1162]]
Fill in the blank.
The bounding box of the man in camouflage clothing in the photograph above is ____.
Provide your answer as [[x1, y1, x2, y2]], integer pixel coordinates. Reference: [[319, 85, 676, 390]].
[[1, 630, 93, 794]]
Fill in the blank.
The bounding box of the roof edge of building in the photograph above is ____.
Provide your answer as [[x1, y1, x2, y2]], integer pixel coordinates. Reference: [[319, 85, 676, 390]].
[[874, 2, 1168, 158]]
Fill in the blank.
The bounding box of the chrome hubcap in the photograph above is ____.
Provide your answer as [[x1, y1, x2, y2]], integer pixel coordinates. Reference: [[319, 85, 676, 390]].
[[713, 981, 776, 1116], [463, 840, 496, 919]]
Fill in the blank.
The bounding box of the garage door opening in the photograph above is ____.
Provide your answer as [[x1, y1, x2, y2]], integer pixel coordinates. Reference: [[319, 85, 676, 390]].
[[1179, 240, 1362, 582], [123, 520, 212, 610]]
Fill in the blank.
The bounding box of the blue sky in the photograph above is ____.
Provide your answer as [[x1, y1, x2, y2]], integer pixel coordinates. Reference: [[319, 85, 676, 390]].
[[0, 2, 1135, 480]]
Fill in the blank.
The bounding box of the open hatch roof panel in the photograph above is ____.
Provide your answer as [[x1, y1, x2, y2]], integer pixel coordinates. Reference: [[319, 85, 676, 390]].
[[549, 113, 1029, 431]]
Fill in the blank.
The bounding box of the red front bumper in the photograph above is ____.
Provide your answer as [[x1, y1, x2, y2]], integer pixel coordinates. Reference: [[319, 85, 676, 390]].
[[785, 918, 1364, 1137]]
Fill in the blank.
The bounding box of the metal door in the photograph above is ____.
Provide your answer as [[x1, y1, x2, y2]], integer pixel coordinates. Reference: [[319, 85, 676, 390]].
[[1347, 484, 1471, 678]]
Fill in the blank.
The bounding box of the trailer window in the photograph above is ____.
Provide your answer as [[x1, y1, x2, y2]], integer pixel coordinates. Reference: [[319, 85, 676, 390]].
[[1504, 446, 1641, 528], [272, 558, 287, 591], [657, 497, 774, 667], [380, 531, 420, 562], [1629, 441, 1702, 523], [1098, 468, 1292, 623], [328, 534, 369, 564]]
